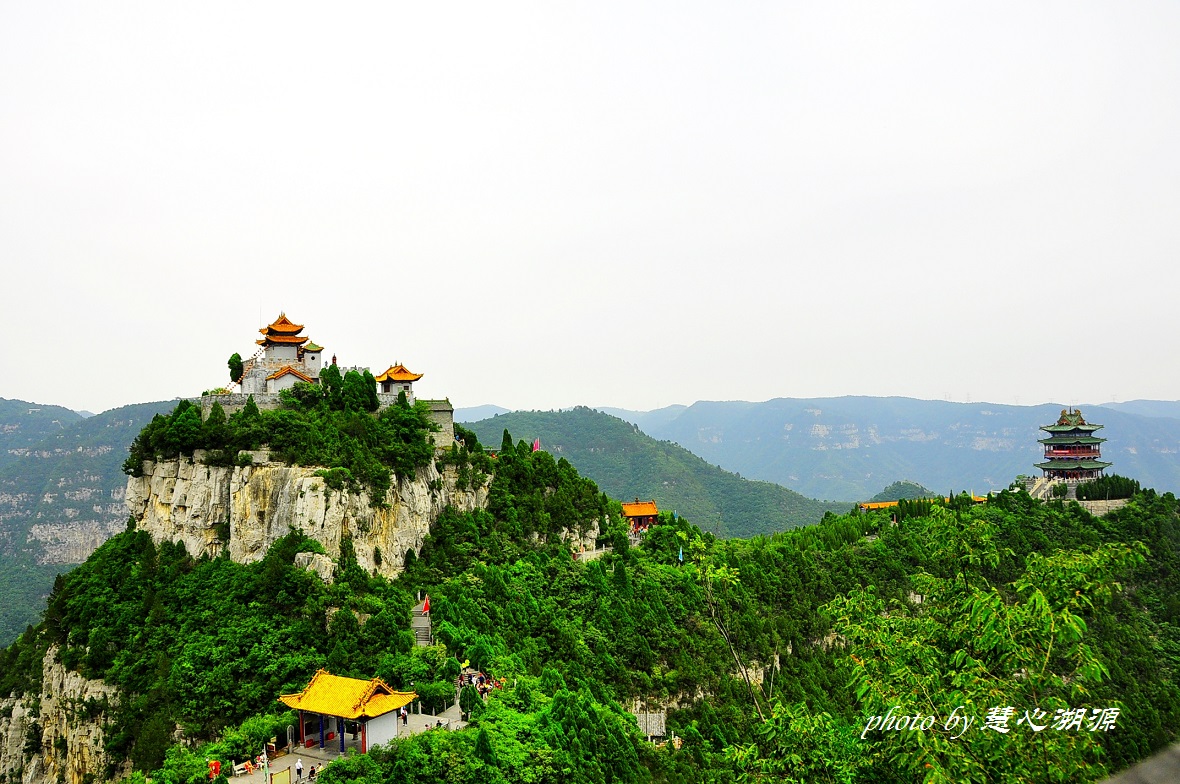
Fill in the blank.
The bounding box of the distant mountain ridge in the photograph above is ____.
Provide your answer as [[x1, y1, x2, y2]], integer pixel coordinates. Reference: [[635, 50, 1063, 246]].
[[465, 407, 849, 539], [454, 404, 511, 422], [599, 397, 1180, 500]]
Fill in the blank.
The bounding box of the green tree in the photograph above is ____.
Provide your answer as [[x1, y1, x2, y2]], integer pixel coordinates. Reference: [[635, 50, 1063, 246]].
[[474, 726, 499, 767], [320, 363, 344, 410], [825, 506, 1146, 783], [460, 683, 481, 719], [228, 353, 244, 384]]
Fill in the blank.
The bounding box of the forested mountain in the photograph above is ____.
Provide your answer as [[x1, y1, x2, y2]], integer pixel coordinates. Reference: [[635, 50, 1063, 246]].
[[867, 480, 937, 503], [604, 397, 1180, 500], [3, 420, 1179, 783], [0, 399, 176, 644], [465, 407, 849, 537], [0, 398, 84, 471]]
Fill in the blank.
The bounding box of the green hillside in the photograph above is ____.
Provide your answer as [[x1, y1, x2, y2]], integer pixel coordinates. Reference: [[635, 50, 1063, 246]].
[[0, 398, 83, 471], [867, 480, 938, 503], [467, 407, 849, 538], [4, 432, 1180, 782], [0, 399, 176, 644]]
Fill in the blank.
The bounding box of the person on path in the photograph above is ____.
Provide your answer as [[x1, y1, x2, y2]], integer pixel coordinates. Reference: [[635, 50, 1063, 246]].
[[295, 758, 303, 781], [309, 764, 318, 780]]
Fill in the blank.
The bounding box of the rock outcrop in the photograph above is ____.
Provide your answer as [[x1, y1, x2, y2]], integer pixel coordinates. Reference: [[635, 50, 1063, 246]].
[[0, 647, 121, 784], [124, 456, 488, 577]]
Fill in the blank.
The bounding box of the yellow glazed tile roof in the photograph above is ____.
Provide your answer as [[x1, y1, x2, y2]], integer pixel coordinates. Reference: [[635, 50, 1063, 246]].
[[621, 500, 659, 518], [375, 364, 423, 383], [278, 669, 416, 719]]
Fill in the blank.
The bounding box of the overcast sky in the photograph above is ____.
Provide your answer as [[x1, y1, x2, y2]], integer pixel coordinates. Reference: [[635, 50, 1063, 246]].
[[2, 2, 1177, 415]]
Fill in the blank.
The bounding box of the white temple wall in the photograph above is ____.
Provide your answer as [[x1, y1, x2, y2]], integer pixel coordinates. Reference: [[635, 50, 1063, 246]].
[[367, 713, 399, 749], [266, 344, 299, 361]]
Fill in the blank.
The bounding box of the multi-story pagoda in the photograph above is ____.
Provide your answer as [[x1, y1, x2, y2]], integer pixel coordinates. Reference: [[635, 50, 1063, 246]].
[[238, 313, 325, 394], [1034, 408, 1111, 481]]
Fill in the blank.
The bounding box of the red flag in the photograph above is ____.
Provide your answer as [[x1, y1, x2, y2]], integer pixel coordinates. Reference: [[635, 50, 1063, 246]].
[[532, 438, 540, 452], [423, 595, 430, 614]]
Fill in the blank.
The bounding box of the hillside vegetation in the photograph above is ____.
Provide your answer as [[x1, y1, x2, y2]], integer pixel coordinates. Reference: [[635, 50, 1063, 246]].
[[467, 407, 848, 538], [867, 480, 938, 503], [4, 421, 1180, 783], [0, 400, 175, 645]]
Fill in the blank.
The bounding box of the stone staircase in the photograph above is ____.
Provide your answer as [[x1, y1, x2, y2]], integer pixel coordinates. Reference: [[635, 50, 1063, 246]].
[[412, 600, 432, 647], [1026, 477, 1078, 501]]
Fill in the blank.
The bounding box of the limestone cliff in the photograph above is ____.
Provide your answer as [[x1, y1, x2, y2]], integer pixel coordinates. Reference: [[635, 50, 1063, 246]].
[[124, 455, 488, 577], [0, 647, 121, 784]]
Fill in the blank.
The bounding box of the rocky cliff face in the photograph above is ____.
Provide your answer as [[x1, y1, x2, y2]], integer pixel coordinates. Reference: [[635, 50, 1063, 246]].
[[124, 456, 488, 578], [0, 647, 121, 784], [2, 456, 487, 782]]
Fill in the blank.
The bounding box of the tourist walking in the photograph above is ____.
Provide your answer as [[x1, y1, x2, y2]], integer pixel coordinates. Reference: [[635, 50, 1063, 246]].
[[295, 758, 303, 780]]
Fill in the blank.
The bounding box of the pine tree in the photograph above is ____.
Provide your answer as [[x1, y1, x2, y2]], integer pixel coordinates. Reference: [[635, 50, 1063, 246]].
[[473, 727, 498, 767]]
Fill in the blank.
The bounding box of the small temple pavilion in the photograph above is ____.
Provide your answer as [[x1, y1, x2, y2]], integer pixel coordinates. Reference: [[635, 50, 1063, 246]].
[[374, 364, 423, 402], [279, 670, 416, 754], [621, 499, 659, 535], [1034, 408, 1112, 481]]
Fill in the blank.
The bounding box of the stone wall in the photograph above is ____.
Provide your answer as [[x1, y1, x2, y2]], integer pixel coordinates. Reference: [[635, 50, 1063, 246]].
[[125, 455, 488, 578], [1078, 498, 1130, 516], [200, 395, 455, 447], [198, 393, 283, 419]]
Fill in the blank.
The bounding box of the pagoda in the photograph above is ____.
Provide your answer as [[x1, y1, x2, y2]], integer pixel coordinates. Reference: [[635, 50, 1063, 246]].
[[1034, 408, 1111, 481], [239, 313, 325, 394]]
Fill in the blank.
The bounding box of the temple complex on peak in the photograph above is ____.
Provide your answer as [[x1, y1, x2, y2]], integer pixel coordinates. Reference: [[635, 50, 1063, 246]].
[[1034, 408, 1112, 481], [205, 313, 452, 445]]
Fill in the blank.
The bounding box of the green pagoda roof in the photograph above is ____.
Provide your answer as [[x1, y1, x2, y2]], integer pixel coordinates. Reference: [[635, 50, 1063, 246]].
[[1040, 408, 1103, 434], [1041, 423, 1104, 433], [1034, 460, 1112, 471], [1038, 435, 1106, 445]]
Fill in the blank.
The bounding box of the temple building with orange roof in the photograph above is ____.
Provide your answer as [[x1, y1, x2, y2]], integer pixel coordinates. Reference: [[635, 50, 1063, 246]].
[[621, 498, 659, 534], [375, 363, 424, 401], [280, 669, 417, 753], [204, 313, 455, 447], [238, 313, 326, 395]]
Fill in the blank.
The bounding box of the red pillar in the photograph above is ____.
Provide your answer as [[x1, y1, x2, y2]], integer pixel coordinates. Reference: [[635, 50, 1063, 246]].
[[298, 710, 305, 744], [361, 721, 367, 754]]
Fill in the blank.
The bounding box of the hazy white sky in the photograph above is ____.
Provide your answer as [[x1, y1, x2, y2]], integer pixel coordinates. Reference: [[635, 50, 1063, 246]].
[[3, 2, 1178, 414]]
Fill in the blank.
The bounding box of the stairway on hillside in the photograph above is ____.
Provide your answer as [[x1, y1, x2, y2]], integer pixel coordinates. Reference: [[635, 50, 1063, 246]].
[[412, 600, 432, 647]]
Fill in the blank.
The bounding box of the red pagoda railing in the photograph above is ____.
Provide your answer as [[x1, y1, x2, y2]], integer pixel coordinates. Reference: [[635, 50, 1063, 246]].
[[1044, 449, 1101, 458]]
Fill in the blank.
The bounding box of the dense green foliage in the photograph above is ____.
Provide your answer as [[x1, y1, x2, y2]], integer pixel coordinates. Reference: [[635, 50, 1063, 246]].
[[467, 408, 848, 537], [122, 378, 437, 501], [0, 399, 176, 645], [4, 421, 1180, 782], [1077, 474, 1141, 501]]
